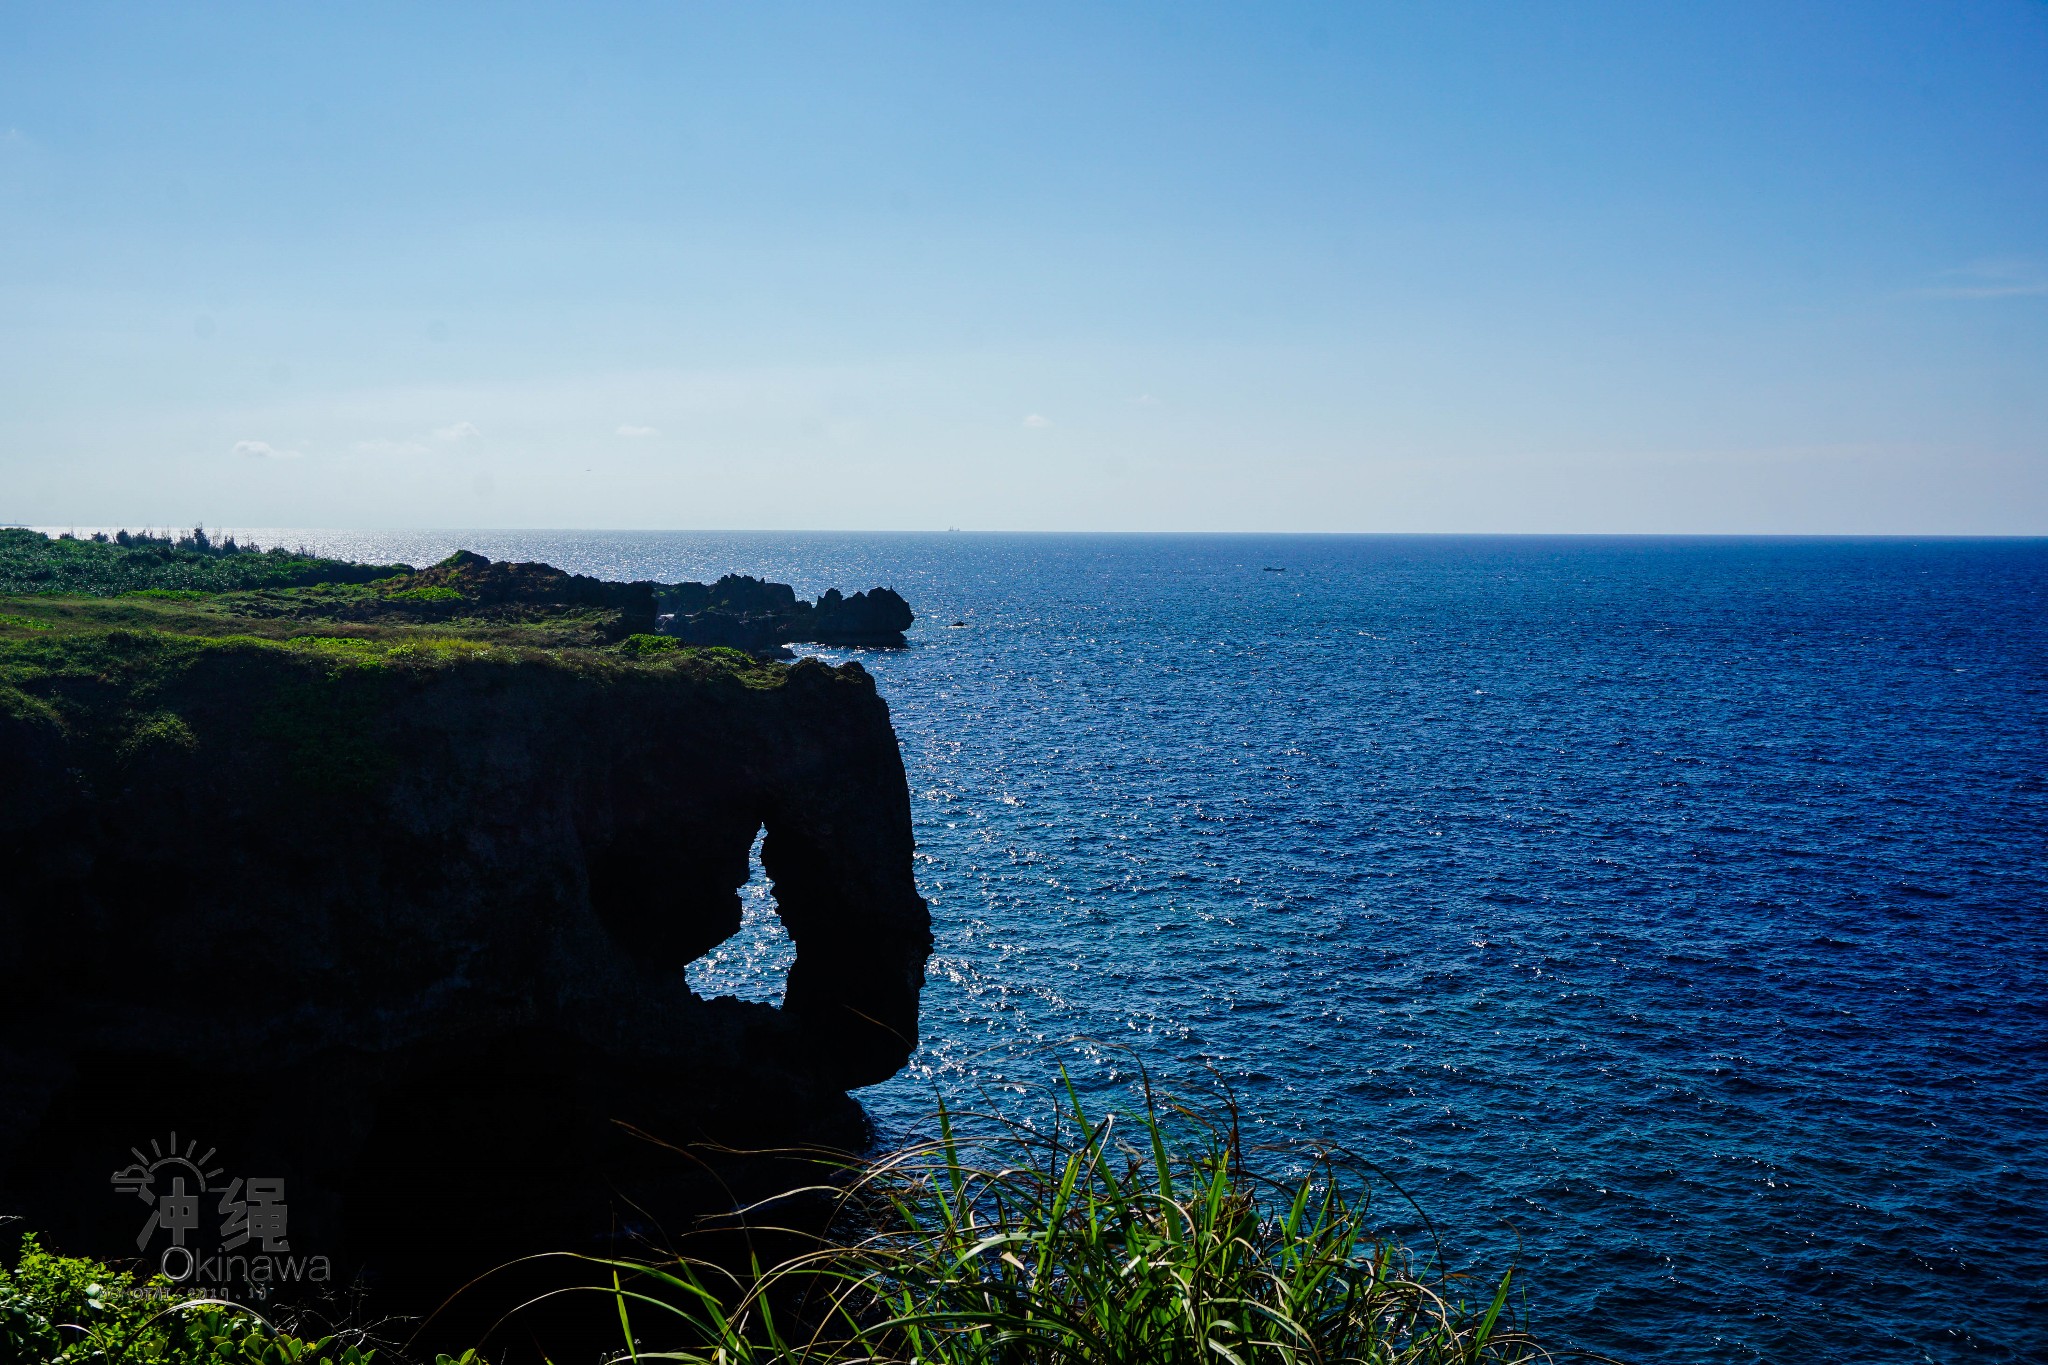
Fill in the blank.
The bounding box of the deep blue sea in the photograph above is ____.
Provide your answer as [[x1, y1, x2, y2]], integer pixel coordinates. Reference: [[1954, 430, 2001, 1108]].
[[232, 532, 2048, 1363]]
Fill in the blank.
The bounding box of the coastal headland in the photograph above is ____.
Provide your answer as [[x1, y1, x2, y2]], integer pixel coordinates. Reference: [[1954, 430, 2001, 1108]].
[[0, 529, 932, 1296]]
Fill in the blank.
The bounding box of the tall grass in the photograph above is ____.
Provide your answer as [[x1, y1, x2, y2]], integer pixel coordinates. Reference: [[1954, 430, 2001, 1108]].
[[513, 1077, 1578, 1364]]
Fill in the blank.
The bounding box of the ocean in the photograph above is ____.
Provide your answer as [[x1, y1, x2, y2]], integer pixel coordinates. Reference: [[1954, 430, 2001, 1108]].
[[232, 531, 2048, 1363]]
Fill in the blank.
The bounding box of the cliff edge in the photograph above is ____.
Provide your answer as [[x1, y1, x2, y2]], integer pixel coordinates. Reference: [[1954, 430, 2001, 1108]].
[[0, 546, 932, 1285]]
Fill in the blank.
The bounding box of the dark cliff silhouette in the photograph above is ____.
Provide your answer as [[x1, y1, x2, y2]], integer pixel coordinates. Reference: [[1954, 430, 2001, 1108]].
[[0, 564, 931, 1300]]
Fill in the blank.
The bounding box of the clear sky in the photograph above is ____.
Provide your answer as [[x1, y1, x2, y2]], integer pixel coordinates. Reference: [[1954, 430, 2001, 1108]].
[[2, 1, 2044, 533]]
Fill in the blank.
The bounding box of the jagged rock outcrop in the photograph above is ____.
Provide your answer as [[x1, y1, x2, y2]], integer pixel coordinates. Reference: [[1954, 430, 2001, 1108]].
[[659, 576, 915, 651], [383, 549, 659, 635], [809, 586, 917, 645], [0, 636, 931, 1281]]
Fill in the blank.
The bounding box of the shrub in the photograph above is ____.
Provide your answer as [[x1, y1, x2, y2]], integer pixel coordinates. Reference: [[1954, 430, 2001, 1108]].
[[617, 633, 683, 656], [0, 1233, 387, 1365], [121, 710, 199, 758]]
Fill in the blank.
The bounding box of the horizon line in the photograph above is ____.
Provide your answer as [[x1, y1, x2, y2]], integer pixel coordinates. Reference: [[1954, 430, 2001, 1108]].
[[14, 524, 2048, 542]]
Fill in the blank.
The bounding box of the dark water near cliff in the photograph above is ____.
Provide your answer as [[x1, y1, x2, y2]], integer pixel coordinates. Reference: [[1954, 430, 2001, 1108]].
[[259, 532, 2047, 1363]]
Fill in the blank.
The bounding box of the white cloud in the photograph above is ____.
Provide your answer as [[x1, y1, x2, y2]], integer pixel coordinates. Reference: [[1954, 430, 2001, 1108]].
[[1914, 259, 2048, 300], [1923, 282, 2048, 300], [1133, 393, 1161, 407], [1022, 413, 1052, 428], [616, 424, 659, 437], [434, 421, 483, 442], [232, 439, 300, 459]]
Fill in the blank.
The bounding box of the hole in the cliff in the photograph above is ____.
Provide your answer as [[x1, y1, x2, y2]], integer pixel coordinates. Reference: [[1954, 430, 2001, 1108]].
[[685, 824, 796, 1006]]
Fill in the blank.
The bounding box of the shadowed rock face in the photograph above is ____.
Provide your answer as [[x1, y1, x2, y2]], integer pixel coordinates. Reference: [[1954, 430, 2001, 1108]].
[[661, 576, 916, 650], [0, 646, 930, 1282]]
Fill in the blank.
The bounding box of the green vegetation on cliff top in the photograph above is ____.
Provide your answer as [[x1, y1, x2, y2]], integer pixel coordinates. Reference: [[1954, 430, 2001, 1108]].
[[0, 529, 783, 698], [0, 527, 405, 597], [0, 533, 796, 796], [0, 616, 787, 800]]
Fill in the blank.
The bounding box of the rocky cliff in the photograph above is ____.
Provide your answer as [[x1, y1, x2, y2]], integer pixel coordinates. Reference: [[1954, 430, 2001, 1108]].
[[0, 596, 931, 1284]]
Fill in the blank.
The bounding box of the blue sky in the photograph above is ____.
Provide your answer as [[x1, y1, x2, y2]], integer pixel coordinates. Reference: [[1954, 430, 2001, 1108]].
[[2, 1, 2044, 532]]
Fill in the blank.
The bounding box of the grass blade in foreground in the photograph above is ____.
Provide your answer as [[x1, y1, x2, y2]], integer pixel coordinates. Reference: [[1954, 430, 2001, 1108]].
[[534, 1080, 1581, 1364]]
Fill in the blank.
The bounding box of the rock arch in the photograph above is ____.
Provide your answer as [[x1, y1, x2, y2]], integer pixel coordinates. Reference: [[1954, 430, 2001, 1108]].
[[0, 649, 931, 1277]]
